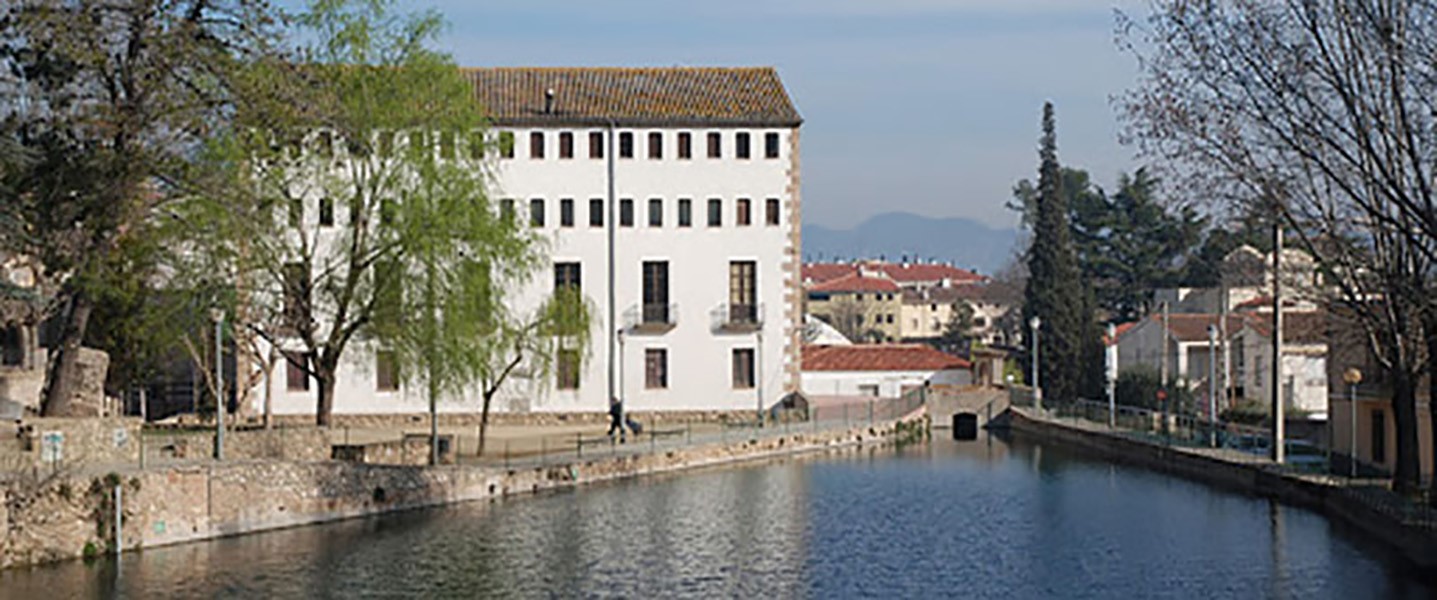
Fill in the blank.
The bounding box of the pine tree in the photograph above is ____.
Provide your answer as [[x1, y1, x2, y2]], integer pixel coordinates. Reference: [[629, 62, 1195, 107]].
[[1022, 103, 1089, 404]]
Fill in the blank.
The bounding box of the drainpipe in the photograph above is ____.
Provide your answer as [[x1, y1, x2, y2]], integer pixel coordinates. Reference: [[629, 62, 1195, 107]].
[[606, 121, 620, 427]]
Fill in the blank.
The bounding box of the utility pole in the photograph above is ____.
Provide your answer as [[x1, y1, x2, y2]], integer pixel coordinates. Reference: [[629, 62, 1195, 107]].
[[1208, 324, 1218, 448], [1106, 322, 1117, 428], [606, 123, 620, 431], [1272, 223, 1285, 464]]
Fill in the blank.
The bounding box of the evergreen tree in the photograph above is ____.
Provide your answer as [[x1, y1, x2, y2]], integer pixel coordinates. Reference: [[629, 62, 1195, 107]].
[[1022, 103, 1088, 404]]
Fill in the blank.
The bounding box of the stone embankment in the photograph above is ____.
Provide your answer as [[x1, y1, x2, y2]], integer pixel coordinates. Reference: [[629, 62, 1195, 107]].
[[1005, 409, 1437, 568], [1, 415, 925, 570]]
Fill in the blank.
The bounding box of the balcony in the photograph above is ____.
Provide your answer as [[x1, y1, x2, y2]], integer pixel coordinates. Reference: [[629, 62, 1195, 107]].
[[711, 302, 763, 333], [624, 302, 677, 334]]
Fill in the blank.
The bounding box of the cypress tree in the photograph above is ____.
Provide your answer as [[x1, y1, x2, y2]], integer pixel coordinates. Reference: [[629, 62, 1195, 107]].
[[1022, 103, 1088, 404]]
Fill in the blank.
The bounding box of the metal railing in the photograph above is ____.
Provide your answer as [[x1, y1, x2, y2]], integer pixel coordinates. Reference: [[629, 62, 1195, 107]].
[[711, 302, 763, 332], [462, 393, 924, 471]]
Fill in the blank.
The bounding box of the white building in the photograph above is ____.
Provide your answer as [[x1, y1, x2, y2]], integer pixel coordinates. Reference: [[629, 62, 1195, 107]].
[[264, 67, 804, 416], [801, 344, 971, 399]]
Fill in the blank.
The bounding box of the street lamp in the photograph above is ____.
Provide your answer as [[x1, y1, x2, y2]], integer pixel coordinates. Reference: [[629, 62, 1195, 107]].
[[1208, 324, 1219, 448], [209, 307, 225, 461], [1106, 322, 1117, 428], [1343, 368, 1362, 478], [1029, 315, 1042, 412]]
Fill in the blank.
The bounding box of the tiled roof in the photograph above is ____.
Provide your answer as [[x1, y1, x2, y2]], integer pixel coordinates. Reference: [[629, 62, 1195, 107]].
[[1105, 321, 1139, 346], [462, 67, 803, 127], [873, 262, 985, 284], [1143, 313, 1250, 343], [809, 272, 900, 293], [1233, 295, 1303, 310], [1243, 311, 1328, 345], [802, 344, 971, 372], [900, 284, 987, 304], [802, 263, 857, 285]]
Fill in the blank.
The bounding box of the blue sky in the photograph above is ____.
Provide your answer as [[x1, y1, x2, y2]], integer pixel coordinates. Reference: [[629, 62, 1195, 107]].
[[401, 1, 1149, 230]]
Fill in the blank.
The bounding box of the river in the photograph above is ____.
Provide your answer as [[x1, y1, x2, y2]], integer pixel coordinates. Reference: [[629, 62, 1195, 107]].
[[2, 433, 1432, 599]]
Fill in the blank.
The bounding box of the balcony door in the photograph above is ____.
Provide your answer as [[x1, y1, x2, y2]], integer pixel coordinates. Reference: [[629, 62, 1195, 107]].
[[643, 261, 669, 324], [729, 261, 756, 323]]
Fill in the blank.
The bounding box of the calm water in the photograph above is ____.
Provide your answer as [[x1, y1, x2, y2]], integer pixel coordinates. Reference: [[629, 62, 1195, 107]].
[[3, 434, 1433, 599]]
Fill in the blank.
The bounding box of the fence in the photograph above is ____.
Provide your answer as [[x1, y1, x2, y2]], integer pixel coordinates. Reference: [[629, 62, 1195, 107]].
[[1032, 397, 1437, 530], [461, 392, 926, 471]]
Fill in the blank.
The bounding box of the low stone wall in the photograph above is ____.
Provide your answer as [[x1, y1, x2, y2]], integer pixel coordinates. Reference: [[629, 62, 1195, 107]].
[[143, 427, 332, 464], [1, 417, 143, 470], [332, 434, 454, 466], [267, 409, 761, 429], [1, 416, 921, 570], [1006, 410, 1437, 568]]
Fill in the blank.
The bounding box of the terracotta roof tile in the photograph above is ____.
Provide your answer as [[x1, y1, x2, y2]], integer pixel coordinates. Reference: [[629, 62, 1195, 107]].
[[808, 272, 900, 293], [1242, 311, 1328, 344], [802, 344, 971, 372], [802, 263, 857, 285], [872, 262, 985, 284], [463, 67, 803, 127]]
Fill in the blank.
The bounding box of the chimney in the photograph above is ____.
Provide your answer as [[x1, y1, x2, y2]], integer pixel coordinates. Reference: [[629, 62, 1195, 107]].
[[544, 88, 555, 114]]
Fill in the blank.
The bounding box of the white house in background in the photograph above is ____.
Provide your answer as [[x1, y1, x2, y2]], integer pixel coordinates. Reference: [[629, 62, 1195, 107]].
[[801, 344, 971, 398], [1114, 313, 1247, 396], [264, 67, 804, 416], [1232, 311, 1329, 418]]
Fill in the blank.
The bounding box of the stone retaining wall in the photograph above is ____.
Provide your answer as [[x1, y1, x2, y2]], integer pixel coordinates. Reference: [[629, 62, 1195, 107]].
[[1, 416, 920, 570], [1007, 410, 1437, 568], [2, 417, 143, 470], [142, 427, 332, 464]]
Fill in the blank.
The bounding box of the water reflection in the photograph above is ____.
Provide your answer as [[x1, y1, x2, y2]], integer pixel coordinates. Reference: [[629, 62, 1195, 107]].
[[1, 433, 1432, 599]]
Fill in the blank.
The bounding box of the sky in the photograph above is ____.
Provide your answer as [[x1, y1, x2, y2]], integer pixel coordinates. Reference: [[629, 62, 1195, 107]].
[[405, 0, 1150, 230]]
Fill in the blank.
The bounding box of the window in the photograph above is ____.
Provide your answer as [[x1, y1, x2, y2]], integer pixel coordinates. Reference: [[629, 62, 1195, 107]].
[[589, 199, 604, 227], [589, 131, 604, 158], [974, 316, 987, 327], [620, 199, 634, 227], [765, 132, 780, 159], [677, 133, 692, 159], [375, 351, 398, 392], [285, 351, 309, 392], [858, 384, 880, 397], [619, 132, 634, 158], [559, 132, 574, 159], [735, 132, 751, 159], [283, 262, 309, 329], [560, 199, 575, 227], [288, 198, 302, 227], [678, 199, 692, 227], [439, 131, 456, 160], [530, 198, 545, 227], [554, 262, 581, 292], [707, 199, 722, 227], [648, 132, 663, 159], [736, 198, 751, 226], [707, 132, 721, 158], [530, 131, 545, 159], [1, 326, 24, 366], [648, 198, 663, 227], [729, 261, 757, 323], [646, 349, 668, 389], [318, 197, 334, 227], [499, 199, 515, 223], [732, 348, 755, 389], [1372, 409, 1386, 463], [642, 261, 669, 324], [468, 130, 485, 160], [499, 131, 515, 158], [557, 349, 580, 390], [765, 199, 780, 226]]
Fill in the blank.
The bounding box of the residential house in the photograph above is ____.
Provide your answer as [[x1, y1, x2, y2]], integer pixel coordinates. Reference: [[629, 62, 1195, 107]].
[[804, 272, 902, 343], [801, 343, 971, 398]]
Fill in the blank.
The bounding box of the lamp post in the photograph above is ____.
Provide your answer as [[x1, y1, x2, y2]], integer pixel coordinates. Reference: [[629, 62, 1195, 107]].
[[209, 307, 225, 461], [1106, 323, 1117, 428], [1208, 324, 1218, 447], [617, 327, 626, 436], [1029, 315, 1042, 412], [1343, 368, 1362, 478]]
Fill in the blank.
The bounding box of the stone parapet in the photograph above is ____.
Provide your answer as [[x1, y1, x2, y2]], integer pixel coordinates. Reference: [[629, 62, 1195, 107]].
[[265, 409, 761, 429], [1, 414, 923, 570]]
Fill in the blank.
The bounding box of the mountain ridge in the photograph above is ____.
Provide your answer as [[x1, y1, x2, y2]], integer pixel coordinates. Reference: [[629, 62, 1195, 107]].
[[801, 212, 1019, 275]]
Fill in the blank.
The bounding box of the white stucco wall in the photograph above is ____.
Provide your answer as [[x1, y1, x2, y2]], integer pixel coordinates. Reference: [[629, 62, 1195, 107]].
[[800, 368, 969, 399], [261, 125, 798, 415]]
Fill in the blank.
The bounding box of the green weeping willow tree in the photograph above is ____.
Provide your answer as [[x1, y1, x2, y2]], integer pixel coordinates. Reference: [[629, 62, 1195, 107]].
[[377, 149, 593, 464]]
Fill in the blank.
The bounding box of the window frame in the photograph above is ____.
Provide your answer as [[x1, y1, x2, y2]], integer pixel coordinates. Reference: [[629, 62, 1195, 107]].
[[619, 132, 634, 158], [677, 132, 692, 159], [707, 198, 722, 227], [375, 350, 399, 392], [529, 131, 545, 159], [765, 198, 780, 226], [648, 131, 663, 159], [706, 132, 721, 158], [619, 198, 634, 227], [589, 198, 604, 227], [736, 198, 751, 226], [645, 348, 668, 389], [589, 131, 604, 159], [529, 198, 545, 227], [764, 132, 780, 159], [677, 199, 692, 228], [735, 132, 751, 159], [732, 348, 755, 389], [648, 198, 663, 227], [559, 131, 574, 159], [560, 198, 575, 227]]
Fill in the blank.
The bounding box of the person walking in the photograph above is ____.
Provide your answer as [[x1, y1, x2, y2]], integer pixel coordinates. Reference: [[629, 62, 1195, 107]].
[[607, 396, 626, 442]]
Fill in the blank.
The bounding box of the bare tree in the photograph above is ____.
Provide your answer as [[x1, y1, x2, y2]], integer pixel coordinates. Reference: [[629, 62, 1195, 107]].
[[1120, 0, 1437, 490]]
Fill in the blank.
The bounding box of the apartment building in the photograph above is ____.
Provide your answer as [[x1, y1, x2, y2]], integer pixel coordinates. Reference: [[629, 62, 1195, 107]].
[[265, 67, 803, 416]]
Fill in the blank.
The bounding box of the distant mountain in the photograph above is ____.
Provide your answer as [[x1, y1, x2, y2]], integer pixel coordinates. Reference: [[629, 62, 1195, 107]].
[[801, 212, 1019, 275]]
